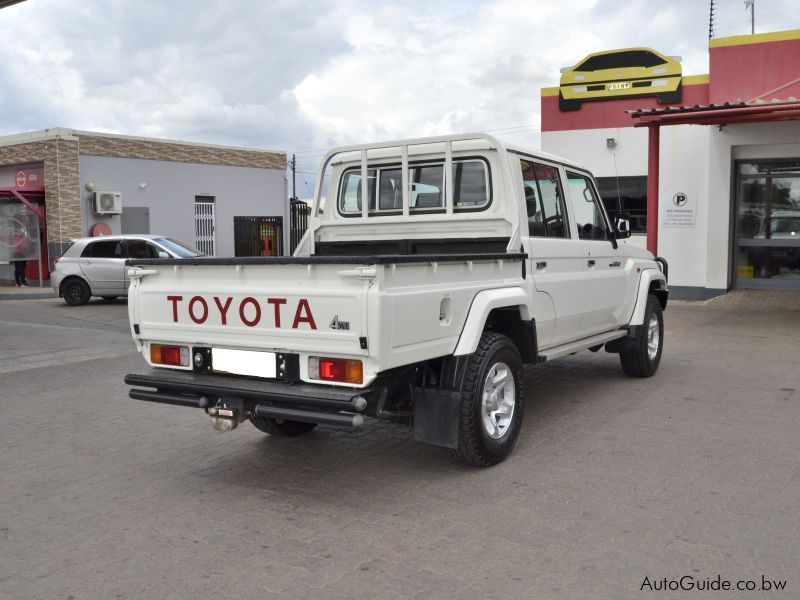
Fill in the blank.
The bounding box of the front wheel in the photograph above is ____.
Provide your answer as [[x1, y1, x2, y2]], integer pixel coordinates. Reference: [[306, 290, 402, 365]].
[[619, 294, 664, 377], [451, 332, 524, 467], [250, 416, 317, 437]]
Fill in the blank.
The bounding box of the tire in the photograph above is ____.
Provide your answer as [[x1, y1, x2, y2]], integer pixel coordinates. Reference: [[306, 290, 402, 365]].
[[62, 278, 91, 306], [451, 332, 525, 467], [101, 296, 119, 301], [619, 294, 664, 377], [250, 416, 317, 437]]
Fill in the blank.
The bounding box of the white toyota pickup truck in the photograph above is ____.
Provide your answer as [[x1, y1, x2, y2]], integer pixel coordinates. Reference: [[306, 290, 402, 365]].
[[125, 134, 667, 466]]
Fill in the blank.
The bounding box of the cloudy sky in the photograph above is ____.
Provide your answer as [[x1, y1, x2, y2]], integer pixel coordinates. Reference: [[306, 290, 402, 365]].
[[0, 0, 793, 197]]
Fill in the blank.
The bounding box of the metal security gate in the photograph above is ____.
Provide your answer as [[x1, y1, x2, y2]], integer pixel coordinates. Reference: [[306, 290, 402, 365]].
[[234, 216, 284, 257], [290, 198, 308, 254], [194, 198, 216, 256]]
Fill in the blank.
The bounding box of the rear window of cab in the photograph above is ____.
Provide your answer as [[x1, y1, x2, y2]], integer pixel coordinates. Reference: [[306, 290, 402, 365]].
[[338, 158, 491, 216]]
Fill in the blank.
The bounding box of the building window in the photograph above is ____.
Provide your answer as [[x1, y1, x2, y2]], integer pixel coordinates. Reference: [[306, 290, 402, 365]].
[[595, 176, 647, 234]]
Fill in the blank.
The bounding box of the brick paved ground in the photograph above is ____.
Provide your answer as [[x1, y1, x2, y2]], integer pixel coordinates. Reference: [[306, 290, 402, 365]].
[[0, 293, 797, 599]]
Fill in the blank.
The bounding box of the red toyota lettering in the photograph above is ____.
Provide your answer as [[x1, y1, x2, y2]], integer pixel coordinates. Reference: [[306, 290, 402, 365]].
[[214, 296, 233, 325], [267, 298, 287, 328], [292, 298, 317, 330], [189, 296, 209, 324], [239, 297, 261, 327], [167, 295, 183, 323]]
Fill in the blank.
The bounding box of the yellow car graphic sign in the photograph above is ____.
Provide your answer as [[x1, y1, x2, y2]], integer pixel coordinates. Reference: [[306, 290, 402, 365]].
[[559, 47, 682, 111]]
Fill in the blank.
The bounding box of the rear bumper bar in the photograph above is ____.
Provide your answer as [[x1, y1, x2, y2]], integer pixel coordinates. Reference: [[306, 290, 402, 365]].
[[125, 370, 369, 426]]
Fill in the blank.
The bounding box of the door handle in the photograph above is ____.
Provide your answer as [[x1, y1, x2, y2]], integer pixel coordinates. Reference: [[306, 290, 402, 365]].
[[609, 261, 621, 267], [535, 261, 547, 269], [587, 259, 596, 267]]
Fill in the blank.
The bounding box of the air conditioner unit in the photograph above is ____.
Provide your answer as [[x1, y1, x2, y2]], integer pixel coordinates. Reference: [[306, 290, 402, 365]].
[[93, 191, 122, 215]]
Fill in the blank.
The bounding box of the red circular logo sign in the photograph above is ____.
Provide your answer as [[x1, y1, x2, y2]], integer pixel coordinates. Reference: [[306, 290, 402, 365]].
[[15, 170, 26, 187]]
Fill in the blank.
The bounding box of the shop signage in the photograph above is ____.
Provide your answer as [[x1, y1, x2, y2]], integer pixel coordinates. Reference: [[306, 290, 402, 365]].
[[0, 165, 44, 188], [663, 190, 696, 227]]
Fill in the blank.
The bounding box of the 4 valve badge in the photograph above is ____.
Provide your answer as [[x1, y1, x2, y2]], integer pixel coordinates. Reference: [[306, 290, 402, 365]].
[[329, 315, 350, 331]]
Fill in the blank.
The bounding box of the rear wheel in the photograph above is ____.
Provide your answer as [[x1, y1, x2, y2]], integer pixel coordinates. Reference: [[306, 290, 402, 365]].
[[62, 278, 91, 306], [451, 332, 524, 467], [619, 294, 663, 377], [250, 416, 317, 437]]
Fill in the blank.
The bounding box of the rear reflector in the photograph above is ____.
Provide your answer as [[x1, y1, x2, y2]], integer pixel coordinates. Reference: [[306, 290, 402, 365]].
[[308, 357, 363, 384], [150, 344, 190, 367]]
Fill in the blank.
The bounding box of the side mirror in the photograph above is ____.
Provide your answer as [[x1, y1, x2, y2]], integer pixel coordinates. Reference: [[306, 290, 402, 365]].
[[158, 251, 169, 258], [614, 213, 631, 239]]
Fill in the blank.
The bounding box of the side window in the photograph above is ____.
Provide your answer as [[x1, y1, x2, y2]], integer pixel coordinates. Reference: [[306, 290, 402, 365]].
[[566, 172, 609, 241], [520, 159, 569, 238], [127, 240, 159, 259], [340, 169, 376, 213], [81, 240, 124, 258], [410, 164, 443, 211], [454, 160, 490, 209]]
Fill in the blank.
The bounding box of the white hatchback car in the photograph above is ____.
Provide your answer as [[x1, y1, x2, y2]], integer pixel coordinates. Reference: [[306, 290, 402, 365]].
[[51, 235, 202, 305]]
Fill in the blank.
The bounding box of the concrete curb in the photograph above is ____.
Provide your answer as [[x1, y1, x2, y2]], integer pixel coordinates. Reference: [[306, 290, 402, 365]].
[[0, 291, 56, 301]]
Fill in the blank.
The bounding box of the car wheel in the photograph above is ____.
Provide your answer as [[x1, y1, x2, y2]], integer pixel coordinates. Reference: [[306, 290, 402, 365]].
[[450, 331, 524, 467], [619, 294, 663, 377], [250, 416, 318, 437], [62, 278, 91, 306]]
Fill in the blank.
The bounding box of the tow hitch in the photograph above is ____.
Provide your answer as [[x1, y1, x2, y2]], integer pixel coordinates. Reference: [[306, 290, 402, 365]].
[[207, 398, 246, 432]]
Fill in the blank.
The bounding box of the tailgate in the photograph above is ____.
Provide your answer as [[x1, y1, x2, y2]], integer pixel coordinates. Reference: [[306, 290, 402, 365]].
[[128, 262, 371, 356]]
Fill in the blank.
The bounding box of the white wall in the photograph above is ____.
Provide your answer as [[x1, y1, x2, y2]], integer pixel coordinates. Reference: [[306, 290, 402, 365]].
[[542, 127, 648, 177], [657, 125, 710, 288], [79, 156, 288, 256]]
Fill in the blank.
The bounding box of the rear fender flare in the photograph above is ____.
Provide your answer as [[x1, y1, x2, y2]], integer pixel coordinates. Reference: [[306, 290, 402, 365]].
[[629, 269, 667, 326], [453, 288, 531, 356]]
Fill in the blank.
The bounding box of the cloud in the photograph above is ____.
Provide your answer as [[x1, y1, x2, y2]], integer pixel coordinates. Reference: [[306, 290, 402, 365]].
[[1, 0, 797, 196]]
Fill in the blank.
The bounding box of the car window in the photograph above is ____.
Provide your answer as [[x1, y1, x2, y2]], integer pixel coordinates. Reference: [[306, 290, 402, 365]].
[[566, 172, 609, 241], [520, 159, 569, 238], [154, 237, 202, 258], [127, 239, 160, 259], [576, 50, 666, 71], [81, 240, 125, 258]]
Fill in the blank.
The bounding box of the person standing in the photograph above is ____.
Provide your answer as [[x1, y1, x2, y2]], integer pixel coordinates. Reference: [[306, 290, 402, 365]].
[[10, 228, 30, 287]]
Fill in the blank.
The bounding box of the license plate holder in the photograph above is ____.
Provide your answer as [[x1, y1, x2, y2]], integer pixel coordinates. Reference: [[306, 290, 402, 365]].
[[211, 348, 277, 379]]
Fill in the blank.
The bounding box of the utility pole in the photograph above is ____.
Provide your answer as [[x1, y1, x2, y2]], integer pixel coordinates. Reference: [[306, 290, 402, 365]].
[[745, 0, 755, 35], [290, 153, 297, 200], [709, 0, 715, 39]]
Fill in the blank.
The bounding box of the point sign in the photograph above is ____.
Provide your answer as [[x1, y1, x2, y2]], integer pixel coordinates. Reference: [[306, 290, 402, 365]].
[[16, 170, 26, 187]]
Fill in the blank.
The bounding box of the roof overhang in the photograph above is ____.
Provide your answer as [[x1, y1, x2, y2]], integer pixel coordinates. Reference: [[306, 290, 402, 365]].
[[629, 100, 800, 127]]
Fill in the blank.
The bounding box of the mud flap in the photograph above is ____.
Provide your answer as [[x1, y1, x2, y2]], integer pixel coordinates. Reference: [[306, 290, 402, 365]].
[[412, 388, 462, 449]]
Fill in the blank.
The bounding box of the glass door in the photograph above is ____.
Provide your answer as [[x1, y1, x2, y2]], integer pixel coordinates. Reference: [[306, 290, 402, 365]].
[[735, 161, 800, 288]]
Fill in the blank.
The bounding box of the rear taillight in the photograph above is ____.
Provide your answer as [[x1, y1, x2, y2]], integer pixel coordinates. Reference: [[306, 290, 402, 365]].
[[150, 344, 190, 367], [308, 357, 363, 384]]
